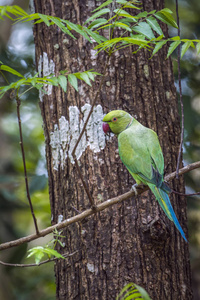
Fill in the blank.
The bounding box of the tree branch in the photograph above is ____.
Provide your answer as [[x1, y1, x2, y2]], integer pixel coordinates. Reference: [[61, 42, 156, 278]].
[[175, 0, 184, 179], [16, 95, 39, 235], [0, 161, 200, 251], [0, 250, 78, 268], [172, 190, 200, 196]]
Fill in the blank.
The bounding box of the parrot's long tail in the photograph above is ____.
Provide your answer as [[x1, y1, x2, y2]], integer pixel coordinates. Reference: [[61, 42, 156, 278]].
[[148, 184, 187, 242]]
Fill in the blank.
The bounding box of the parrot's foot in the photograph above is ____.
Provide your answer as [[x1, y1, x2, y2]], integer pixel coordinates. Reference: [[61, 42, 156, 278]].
[[131, 184, 138, 195]]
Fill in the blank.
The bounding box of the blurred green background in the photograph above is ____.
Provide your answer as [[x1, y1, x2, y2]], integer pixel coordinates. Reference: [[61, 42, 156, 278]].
[[0, 0, 199, 299]]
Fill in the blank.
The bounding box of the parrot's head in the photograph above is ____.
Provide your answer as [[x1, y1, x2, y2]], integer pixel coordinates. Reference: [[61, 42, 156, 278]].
[[102, 110, 133, 135]]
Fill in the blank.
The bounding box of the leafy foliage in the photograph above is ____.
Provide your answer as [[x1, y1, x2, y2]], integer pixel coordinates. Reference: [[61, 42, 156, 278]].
[[0, 2, 198, 138], [27, 229, 65, 264], [1, 2, 200, 62], [0, 62, 101, 98], [27, 246, 65, 265], [116, 282, 151, 300]]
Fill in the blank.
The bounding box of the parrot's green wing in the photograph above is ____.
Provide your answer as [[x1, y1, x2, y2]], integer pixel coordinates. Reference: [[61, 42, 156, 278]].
[[118, 125, 164, 187]]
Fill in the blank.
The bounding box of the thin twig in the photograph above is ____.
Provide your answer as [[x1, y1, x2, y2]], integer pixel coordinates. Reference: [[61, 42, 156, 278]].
[[71, 54, 111, 209], [74, 158, 97, 210], [175, 0, 184, 179], [0, 161, 199, 251], [172, 190, 200, 197], [71, 54, 110, 158], [0, 250, 78, 268], [165, 161, 200, 181], [16, 95, 39, 235]]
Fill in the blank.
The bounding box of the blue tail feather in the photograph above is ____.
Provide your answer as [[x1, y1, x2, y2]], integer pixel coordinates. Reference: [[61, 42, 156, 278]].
[[159, 188, 187, 242], [149, 184, 187, 242]]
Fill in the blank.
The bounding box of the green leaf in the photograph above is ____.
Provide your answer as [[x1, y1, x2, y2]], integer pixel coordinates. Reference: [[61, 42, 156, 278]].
[[119, 18, 137, 26], [114, 22, 132, 32], [85, 8, 110, 24], [135, 284, 151, 300], [133, 22, 155, 40], [57, 240, 65, 247], [88, 18, 108, 30], [155, 10, 178, 29], [116, 283, 134, 300], [116, 283, 151, 300], [114, 9, 137, 20], [68, 74, 78, 91], [146, 16, 163, 36], [159, 8, 173, 14], [49, 16, 76, 39], [84, 27, 107, 44], [27, 246, 45, 264], [181, 41, 193, 58], [122, 37, 149, 46], [58, 75, 67, 92], [86, 71, 95, 81], [38, 13, 50, 26], [116, 0, 140, 9], [64, 21, 92, 43], [35, 251, 45, 264], [0, 65, 24, 78], [12, 5, 29, 16], [92, 0, 112, 12], [27, 246, 65, 264], [135, 11, 148, 18], [148, 10, 156, 15], [153, 34, 164, 41], [94, 36, 149, 53], [78, 72, 91, 86], [167, 40, 181, 58], [196, 42, 200, 55], [151, 40, 167, 57], [46, 76, 59, 86], [43, 248, 65, 259], [0, 85, 12, 99], [170, 36, 180, 41], [90, 71, 102, 76], [15, 78, 27, 88], [34, 83, 43, 90]]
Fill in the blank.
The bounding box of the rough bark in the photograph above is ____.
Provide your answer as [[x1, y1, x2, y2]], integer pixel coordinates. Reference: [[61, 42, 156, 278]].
[[33, 0, 192, 299]]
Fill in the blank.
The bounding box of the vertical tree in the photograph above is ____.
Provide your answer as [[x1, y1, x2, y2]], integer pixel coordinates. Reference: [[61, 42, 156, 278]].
[[33, 0, 192, 299]]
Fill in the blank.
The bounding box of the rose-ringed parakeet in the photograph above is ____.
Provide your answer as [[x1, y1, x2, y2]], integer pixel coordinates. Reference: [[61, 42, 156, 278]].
[[102, 110, 187, 242]]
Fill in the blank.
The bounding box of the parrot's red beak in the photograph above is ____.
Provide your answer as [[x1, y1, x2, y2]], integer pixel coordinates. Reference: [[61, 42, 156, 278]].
[[102, 122, 110, 134]]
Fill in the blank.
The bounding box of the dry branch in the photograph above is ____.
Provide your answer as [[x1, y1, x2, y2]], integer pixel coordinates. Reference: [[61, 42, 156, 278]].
[[0, 161, 200, 251]]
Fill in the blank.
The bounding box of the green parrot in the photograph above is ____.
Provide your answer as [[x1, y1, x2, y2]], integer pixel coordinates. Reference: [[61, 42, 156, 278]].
[[102, 110, 187, 242]]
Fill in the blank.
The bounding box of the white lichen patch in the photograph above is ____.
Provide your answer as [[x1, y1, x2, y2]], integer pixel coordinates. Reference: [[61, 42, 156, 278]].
[[90, 49, 98, 64], [87, 262, 98, 275], [58, 214, 64, 223], [38, 52, 55, 101], [50, 104, 110, 170]]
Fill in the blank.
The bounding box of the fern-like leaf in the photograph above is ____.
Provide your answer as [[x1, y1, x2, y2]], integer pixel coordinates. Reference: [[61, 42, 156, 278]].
[[116, 282, 151, 300]]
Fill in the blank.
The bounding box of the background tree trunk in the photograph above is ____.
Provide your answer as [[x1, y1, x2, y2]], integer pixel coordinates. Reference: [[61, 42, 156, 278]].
[[33, 0, 192, 299]]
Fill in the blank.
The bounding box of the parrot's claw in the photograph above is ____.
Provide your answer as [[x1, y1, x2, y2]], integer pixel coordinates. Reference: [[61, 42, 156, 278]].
[[131, 184, 138, 195]]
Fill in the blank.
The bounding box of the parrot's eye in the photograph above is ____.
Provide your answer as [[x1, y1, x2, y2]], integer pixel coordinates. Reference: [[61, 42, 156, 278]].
[[112, 117, 118, 122]]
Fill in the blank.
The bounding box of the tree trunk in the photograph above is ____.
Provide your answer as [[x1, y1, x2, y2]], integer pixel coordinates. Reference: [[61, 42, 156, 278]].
[[33, 0, 192, 299]]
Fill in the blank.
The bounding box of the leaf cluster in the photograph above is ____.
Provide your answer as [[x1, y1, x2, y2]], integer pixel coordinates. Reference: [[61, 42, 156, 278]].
[[27, 246, 65, 265], [1, 1, 200, 101], [116, 282, 151, 300], [1, 2, 200, 63], [27, 229, 65, 265], [0, 63, 100, 98]]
